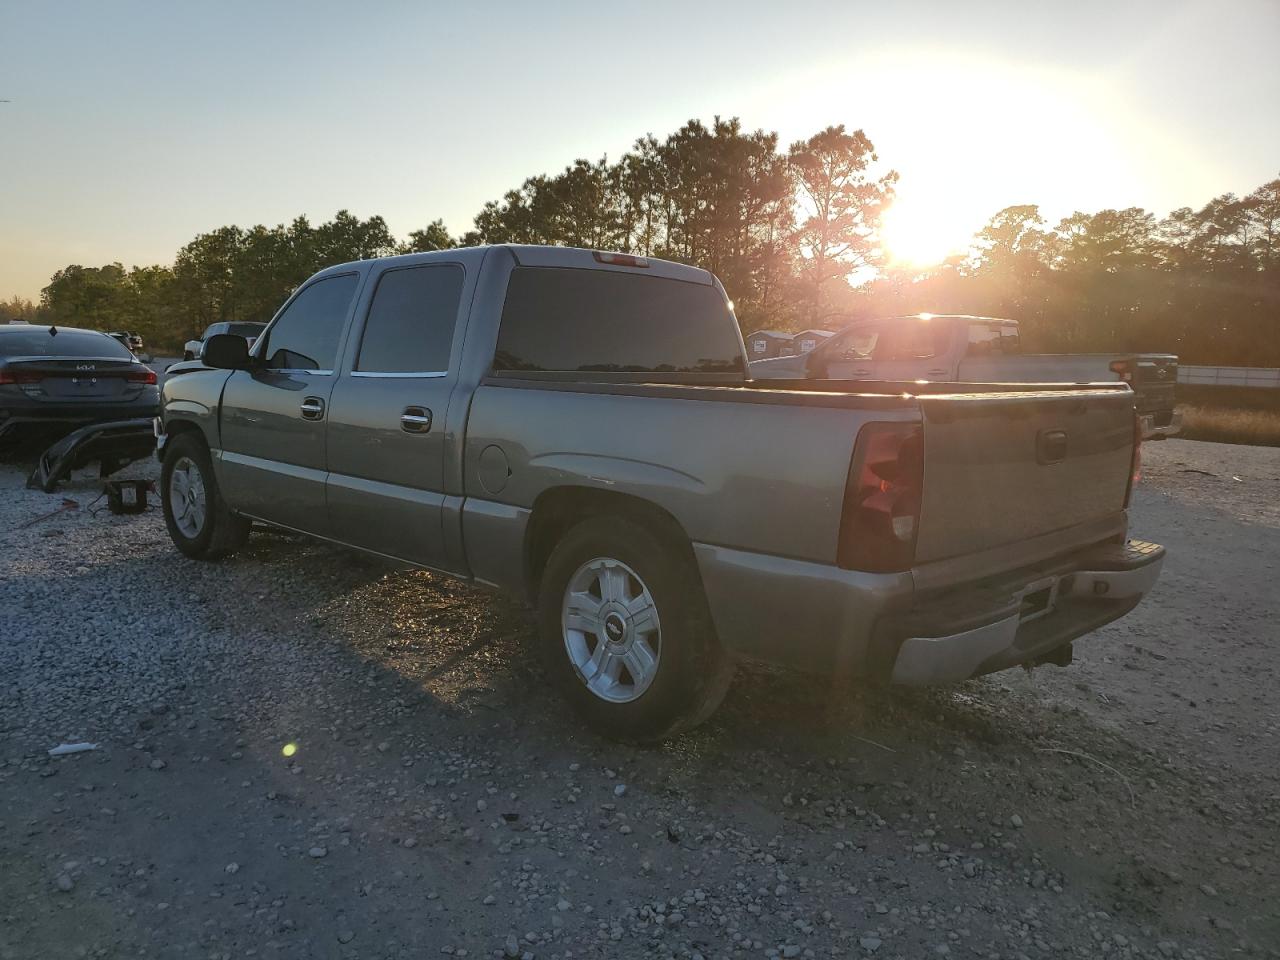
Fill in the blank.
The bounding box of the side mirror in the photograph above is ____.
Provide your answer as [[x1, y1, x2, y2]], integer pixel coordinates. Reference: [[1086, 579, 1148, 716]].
[[201, 333, 252, 369]]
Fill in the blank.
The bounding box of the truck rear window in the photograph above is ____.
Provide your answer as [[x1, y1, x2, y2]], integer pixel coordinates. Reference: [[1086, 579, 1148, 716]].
[[493, 268, 744, 377]]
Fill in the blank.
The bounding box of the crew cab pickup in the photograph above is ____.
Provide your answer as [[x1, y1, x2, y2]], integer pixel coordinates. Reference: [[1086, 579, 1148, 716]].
[[155, 247, 1164, 741], [750, 314, 1181, 439]]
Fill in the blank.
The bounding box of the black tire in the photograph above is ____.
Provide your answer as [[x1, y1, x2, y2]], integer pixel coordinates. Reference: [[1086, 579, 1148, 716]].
[[183, 351, 194, 361], [536, 515, 734, 742], [161, 432, 250, 560]]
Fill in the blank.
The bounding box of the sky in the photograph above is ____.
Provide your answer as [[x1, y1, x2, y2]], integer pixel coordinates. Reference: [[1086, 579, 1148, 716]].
[[1, 0, 1278, 300]]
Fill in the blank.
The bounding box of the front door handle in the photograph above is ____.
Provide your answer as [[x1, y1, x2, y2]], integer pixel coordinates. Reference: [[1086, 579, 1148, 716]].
[[401, 406, 432, 434], [926, 368, 948, 377], [852, 368, 873, 377], [300, 397, 325, 420]]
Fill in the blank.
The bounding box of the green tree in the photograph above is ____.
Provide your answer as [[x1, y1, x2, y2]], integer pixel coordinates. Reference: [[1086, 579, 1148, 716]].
[[401, 219, 457, 253], [0, 295, 42, 322], [41, 263, 133, 329], [788, 125, 896, 324]]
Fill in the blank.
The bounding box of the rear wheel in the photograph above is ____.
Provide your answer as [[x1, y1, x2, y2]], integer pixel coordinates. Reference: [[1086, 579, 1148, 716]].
[[161, 433, 250, 560], [537, 516, 733, 742]]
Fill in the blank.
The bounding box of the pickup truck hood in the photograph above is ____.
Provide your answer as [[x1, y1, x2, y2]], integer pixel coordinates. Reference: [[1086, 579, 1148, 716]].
[[913, 387, 1134, 565]]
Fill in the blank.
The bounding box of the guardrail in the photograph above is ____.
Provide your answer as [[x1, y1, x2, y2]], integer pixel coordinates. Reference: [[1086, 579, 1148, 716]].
[[1178, 366, 1280, 388]]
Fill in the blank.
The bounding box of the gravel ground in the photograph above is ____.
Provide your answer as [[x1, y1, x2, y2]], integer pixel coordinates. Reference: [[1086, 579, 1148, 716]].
[[0, 438, 1276, 960]]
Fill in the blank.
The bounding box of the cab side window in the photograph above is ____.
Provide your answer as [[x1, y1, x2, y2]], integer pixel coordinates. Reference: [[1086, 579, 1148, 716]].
[[828, 325, 881, 361], [261, 274, 358, 372], [876, 322, 949, 361], [356, 265, 464, 373], [967, 323, 1021, 356]]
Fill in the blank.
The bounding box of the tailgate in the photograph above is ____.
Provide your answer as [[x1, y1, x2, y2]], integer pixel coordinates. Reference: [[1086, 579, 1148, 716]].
[[913, 385, 1134, 564], [1131, 355, 1177, 415]]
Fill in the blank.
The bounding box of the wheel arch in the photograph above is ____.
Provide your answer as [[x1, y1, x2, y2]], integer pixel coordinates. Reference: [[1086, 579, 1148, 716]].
[[523, 486, 697, 602]]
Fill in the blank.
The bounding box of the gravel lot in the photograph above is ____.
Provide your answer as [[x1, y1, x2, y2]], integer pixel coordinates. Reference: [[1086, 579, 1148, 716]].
[[1, 438, 1276, 960]]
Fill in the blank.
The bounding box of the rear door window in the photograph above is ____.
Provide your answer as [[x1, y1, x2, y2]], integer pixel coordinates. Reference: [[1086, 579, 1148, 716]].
[[260, 274, 358, 372], [356, 265, 463, 373], [494, 268, 743, 376]]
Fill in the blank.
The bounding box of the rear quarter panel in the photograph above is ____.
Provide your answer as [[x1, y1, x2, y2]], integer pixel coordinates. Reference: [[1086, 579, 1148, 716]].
[[462, 382, 905, 564]]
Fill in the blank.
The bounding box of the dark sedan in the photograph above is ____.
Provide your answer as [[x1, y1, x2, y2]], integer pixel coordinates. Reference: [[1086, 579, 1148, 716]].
[[0, 325, 159, 448]]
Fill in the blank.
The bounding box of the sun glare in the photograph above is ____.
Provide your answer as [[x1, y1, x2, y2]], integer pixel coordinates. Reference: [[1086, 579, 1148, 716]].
[[880, 199, 971, 268]]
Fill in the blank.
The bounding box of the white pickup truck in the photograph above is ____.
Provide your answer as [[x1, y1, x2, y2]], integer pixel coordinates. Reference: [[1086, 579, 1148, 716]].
[[750, 315, 1181, 438]]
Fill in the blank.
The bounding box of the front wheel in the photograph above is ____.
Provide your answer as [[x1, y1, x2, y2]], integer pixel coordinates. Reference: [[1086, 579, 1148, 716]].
[[537, 516, 733, 742], [161, 433, 250, 560]]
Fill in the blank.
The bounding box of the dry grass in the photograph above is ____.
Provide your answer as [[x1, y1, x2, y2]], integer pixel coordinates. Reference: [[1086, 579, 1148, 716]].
[[1179, 404, 1280, 447]]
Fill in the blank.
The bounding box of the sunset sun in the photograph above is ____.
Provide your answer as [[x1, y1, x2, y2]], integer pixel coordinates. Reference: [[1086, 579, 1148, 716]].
[[879, 198, 972, 267]]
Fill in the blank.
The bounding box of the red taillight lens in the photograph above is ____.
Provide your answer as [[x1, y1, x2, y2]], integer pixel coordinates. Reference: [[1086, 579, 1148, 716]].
[[0, 370, 42, 385], [126, 368, 158, 384], [837, 422, 924, 572], [1109, 359, 1133, 383], [1124, 413, 1142, 506]]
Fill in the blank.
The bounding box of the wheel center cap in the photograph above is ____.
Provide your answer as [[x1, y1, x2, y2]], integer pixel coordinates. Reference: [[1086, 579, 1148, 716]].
[[603, 614, 626, 643]]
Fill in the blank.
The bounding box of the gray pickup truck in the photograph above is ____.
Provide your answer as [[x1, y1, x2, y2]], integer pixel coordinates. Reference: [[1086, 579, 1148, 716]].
[[750, 315, 1181, 439], [156, 246, 1164, 741]]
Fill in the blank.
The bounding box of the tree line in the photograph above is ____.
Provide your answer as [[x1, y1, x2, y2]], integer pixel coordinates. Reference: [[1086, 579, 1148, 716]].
[[8, 115, 1278, 364]]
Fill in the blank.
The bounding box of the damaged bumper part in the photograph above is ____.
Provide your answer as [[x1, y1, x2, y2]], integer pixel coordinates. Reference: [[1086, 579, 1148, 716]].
[[882, 540, 1166, 686], [27, 418, 157, 493]]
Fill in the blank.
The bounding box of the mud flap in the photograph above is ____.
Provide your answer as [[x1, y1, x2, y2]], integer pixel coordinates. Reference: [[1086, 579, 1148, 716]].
[[26, 418, 157, 493]]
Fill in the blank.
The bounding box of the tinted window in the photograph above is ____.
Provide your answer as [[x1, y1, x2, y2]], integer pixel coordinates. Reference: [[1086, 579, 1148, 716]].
[[875, 321, 950, 361], [827, 325, 881, 361], [494, 268, 743, 376], [227, 323, 266, 338], [261, 274, 358, 371], [356, 265, 463, 373], [966, 322, 1021, 355], [0, 329, 134, 359]]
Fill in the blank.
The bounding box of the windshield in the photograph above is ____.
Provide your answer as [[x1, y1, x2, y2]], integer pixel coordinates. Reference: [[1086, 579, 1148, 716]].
[[0, 329, 134, 360]]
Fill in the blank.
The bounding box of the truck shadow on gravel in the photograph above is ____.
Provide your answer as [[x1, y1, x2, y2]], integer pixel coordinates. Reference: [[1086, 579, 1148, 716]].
[[234, 531, 1272, 956]]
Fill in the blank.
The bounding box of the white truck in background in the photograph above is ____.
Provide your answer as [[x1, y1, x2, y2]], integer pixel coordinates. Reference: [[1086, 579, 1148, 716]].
[[750, 315, 1181, 438]]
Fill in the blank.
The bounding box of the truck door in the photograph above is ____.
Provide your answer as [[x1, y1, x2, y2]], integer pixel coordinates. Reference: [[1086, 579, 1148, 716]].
[[816, 322, 882, 379], [873, 318, 953, 381], [324, 262, 466, 571], [217, 272, 360, 535]]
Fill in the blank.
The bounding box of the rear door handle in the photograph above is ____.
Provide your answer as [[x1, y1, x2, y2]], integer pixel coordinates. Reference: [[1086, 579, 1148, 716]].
[[300, 397, 325, 420], [926, 368, 948, 377], [852, 368, 872, 377], [401, 406, 432, 434]]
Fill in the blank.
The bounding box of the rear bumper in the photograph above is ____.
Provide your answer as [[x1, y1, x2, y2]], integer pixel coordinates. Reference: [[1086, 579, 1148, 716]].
[[693, 532, 1164, 683], [882, 540, 1164, 685], [1140, 409, 1182, 439]]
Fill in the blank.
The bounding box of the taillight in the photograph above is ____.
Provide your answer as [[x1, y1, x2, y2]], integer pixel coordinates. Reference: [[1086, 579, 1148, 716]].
[[0, 370, 42, 385], [126, 368, 158, 384], [1109, 359, 1133, 383], [837, 422, 924, 572], [592, 251, 649, 268], [1124, 413, 1142, 506]]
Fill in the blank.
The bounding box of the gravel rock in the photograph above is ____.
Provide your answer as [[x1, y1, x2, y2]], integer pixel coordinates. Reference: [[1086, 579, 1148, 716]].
[[0, 441, 1271, 959]]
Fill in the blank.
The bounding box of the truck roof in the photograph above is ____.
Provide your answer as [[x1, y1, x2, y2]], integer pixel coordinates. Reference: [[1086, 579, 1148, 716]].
[[316, 244, 715, 287]]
